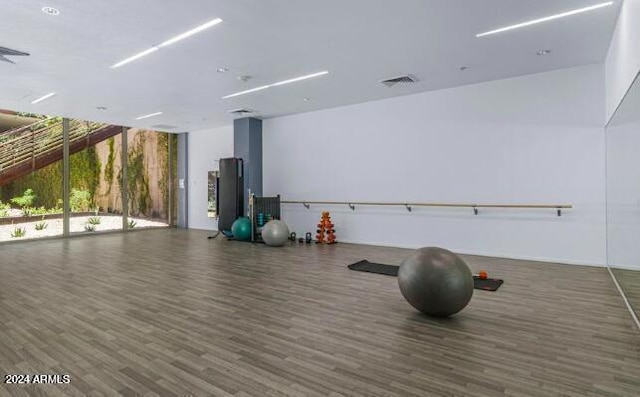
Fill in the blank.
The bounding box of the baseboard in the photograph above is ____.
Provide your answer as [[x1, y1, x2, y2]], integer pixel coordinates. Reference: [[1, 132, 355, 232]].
[[336, 239, 605, 268], [608, 263, 640, 271], [455, 250, 605, 268], [188, 226, 220, 232], [186, 230, 605, 268]]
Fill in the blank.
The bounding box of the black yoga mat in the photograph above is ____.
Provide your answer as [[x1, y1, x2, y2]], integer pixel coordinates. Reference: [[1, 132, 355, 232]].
[[348, 260, 503, 291], [348, 260, 399, 276]]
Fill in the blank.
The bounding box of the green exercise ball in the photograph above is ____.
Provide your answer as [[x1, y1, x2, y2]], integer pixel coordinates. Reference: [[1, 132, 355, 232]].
[[231, 217, 252, 241]]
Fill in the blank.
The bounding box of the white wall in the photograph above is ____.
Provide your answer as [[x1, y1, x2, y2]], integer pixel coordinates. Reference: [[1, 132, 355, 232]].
[[605, 0, 640, 121], [187, 125, 233, 230], [263, 64, 607, 266], [607, 119, 640, 270]]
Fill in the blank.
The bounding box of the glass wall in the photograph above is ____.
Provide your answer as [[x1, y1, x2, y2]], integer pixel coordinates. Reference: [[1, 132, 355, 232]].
[[125, 129, 176, 229], [0, 109, 176, 242], [70, 122, 124, 234], [606, 73, 640, 320], [0, 114, 63, 241]]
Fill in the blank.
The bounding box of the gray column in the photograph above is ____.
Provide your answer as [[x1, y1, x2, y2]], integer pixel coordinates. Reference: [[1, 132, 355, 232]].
[[177, 133, 188, 228], [168, 134, 175, 226], [234, 117, 262, 214]]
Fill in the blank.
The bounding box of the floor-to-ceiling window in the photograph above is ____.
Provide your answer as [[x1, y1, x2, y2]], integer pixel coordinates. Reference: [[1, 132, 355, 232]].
[[70, 121, 124, 234], [0, 109, 176, 242], [125, 129, 176, 229], [0, 113, 63, 241]]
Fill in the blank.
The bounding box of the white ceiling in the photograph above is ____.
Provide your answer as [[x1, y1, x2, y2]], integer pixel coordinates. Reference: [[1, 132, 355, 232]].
[[0, 0, 622, 132]]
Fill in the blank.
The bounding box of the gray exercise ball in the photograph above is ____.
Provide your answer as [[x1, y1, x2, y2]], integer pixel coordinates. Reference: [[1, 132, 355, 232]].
[[261, 220, 290, 247], [398, 247, 473, 317]]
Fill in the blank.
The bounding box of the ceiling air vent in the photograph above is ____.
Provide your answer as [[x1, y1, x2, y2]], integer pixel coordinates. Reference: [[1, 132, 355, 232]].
[[150, 124, 177, 130], [379, 74, 418, 88], [228, 108, 254, 115], [0, 46, 30, 64]]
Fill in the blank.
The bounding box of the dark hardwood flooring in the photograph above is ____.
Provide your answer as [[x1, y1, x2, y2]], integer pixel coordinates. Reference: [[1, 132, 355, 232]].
[[0, 229, 638, 396]]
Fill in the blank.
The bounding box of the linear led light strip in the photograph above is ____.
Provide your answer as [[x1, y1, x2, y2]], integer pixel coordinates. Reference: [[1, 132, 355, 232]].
[[135, 111, 163, 120], [31, 92, 56, 104], [476, 1, 613, 37], [223, 71, 329, 99], [111, 17, 223, 68]]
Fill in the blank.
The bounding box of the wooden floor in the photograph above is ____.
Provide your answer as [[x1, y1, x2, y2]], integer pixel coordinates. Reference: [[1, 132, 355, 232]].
[[611, 268, 640, 319], [0, 229, 638, 397]]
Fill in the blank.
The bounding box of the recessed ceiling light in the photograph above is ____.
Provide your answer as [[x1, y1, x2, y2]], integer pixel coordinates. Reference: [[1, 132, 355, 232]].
[[111, 17, 223, 68], [459, 66, 469, 71], [135, 111, 163, 120], [41, 6, 60, 16], [223, 71, 329, 99], [31, 92, 56, 104], [537, 49, 552, 56], [96, 106, 107, 110], [217, 67, 229, 73], [476, 1, 613, 38], [303, 97, 310, 102]]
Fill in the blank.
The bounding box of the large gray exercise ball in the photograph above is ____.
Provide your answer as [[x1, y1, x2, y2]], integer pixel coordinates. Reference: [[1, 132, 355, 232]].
[[261, 220, 290, 247], [398, 247, 474, 317]]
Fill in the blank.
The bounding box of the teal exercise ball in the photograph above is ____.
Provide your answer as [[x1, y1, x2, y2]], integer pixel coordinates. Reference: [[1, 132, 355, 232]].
[[231, 217, 252, 241]]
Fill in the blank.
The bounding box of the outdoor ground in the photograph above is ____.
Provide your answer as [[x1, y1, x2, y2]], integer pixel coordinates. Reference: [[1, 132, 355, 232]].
[[0, 214, 167, 241]]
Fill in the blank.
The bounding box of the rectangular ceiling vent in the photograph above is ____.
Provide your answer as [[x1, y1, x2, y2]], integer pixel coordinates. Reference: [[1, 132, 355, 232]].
[[379, 74, 418, 88], [150, 124, 177, 130], [228, 108, 254, 115]]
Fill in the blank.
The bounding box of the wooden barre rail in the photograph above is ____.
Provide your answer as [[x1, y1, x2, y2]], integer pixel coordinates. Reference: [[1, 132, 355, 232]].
[[280, 200, 573, 216]]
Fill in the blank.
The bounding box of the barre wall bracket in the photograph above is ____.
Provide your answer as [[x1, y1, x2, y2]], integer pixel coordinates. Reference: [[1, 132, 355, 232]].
[[303, 202, 310, 209], [405, 204, 412, 212], [348, 203, 355, 211], [473, 206, 479, 215]]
